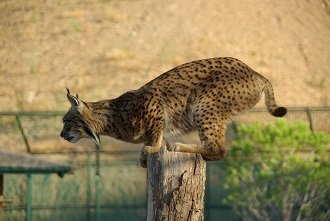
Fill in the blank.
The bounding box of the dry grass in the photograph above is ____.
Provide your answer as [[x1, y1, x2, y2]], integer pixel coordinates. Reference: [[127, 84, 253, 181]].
[[0, 0, 329, 111]]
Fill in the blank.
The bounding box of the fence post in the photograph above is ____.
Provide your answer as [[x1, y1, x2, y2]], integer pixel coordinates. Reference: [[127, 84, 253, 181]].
[[147, 146, 206, 221], [0, 175, 3, 221], [305, 107, 314, 132], [16, 115, 31, 153], [95, 144, 101, 221], [26, 174, 32, 221], [86, 154, 93, 221]]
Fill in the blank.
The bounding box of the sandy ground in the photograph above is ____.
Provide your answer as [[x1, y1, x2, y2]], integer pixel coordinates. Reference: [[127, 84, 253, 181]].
[[0, 0, 329, 111]]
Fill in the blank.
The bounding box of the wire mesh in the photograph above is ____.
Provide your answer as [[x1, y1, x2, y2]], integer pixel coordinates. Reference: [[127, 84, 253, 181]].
[[0, 107, 329, 221]]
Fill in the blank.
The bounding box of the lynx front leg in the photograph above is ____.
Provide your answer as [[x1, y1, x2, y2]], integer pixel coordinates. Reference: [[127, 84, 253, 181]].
[[138, 91, 165, 167], [139, 127, 164, 168]]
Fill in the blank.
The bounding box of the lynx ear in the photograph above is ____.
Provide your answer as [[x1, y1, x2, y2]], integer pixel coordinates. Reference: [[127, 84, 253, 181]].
[[66, 87, 80, 107], [66, 88, 88, 112]]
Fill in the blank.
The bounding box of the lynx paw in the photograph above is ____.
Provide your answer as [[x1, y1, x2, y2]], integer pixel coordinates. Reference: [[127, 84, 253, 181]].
[[139, 157, 147, 168], [202, 148, 227, 161], [139, 145, 161, 168], [139, 148, 147, 168], [166, 143, 178, 151], [172, 142, 186, 152]]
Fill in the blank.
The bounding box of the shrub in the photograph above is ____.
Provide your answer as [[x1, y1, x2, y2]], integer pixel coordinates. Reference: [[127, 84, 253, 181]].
[[223, 120, 330, 221]]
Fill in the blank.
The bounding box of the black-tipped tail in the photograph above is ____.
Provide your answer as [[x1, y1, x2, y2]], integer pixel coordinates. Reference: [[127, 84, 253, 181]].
[[272, 107, 287, 117]]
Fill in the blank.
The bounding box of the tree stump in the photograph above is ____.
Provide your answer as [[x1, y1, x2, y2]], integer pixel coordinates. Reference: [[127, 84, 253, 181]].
[[147, 146, 206, 221]]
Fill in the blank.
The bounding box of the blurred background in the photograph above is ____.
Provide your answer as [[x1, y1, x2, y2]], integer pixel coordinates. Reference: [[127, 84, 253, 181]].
[[0, 0, 329, 220], [1, 0, 329, 110]]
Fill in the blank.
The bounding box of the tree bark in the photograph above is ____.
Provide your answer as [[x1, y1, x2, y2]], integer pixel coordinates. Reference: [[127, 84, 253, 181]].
[[147, 146, 206, 221]]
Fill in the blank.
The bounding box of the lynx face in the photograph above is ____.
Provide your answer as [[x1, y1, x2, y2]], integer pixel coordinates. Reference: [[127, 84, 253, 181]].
[[60, 88, 98, 144], [60, 110, 90, 143]]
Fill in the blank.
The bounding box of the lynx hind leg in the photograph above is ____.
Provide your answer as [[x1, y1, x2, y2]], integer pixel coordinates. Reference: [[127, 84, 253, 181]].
[[173, 118, 229, 161], [196, 114, 229, 160], [199, 122, 228, 161], [200, 134, 227, 161], [173, 133, 227, 160]]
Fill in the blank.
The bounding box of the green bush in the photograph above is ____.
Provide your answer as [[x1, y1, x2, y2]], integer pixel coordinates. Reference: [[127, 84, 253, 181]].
[[223, 120, 330, 221]]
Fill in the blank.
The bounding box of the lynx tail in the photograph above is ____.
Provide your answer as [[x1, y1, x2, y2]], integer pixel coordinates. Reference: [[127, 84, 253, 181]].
[[263, 81, 287, 117]]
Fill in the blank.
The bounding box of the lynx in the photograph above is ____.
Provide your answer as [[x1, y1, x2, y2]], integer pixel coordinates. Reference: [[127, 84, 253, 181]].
[[60, 57, 286, 167]]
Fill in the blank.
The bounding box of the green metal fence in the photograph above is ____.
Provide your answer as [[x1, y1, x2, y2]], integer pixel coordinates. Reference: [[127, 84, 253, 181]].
[[0, 107, 329, 221], [2, 159, 234, 221]]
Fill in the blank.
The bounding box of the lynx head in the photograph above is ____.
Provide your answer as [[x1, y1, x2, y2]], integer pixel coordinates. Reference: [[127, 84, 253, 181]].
[[60, 88, 100, 145]]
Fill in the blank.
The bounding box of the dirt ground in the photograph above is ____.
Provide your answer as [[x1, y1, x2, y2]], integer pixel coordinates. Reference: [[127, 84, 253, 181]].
[[0, 0, 329, 111]]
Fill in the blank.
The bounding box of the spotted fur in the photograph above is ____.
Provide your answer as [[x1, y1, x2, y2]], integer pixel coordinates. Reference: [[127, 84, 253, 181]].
[[60, 57, 286, 167]]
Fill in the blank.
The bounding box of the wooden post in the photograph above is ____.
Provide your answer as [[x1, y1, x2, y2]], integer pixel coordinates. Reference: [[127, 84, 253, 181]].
[[147, 146, 206, 221]]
